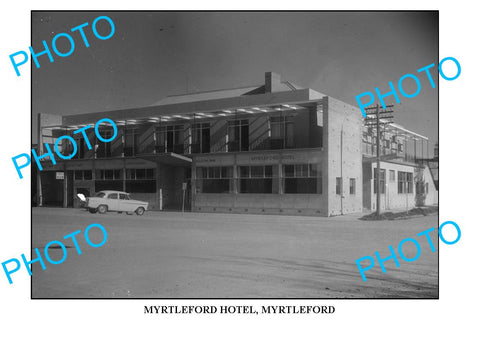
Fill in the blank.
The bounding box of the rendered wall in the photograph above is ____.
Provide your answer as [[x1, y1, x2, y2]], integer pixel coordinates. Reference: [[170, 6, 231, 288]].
[[323, 97, 363, 216], [367, 161, 417, 211], [195, 193, 328, 216]]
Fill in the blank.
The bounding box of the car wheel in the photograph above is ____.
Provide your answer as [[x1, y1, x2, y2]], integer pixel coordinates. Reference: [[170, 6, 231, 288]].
[[88, 208, 97, 214], [135, 207, 145, 216], [97, 205, 108, 214]]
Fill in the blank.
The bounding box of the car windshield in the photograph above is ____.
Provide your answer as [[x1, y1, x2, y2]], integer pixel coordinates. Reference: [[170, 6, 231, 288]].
[[95, 192, 106, 198]]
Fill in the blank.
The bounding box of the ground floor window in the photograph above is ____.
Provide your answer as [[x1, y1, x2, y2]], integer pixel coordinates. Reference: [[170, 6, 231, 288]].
[[398, 171, 413, 194], [284, 164, 321, 194], [126, 168, 155, 180], [74, 170, 92, 180], [239, 165, 274, 193], [389, 170, 395, 182], [126, 180, 156, 193], [196, 166, 233, 193], [336, 177, 342, 195], [373, 168, 386, 194], [195, 163, 324, 195], [349, 178, 356, 195], [95, 180, 123, 192], [94, 168, 156, 193], [95, 169, 122, 180]]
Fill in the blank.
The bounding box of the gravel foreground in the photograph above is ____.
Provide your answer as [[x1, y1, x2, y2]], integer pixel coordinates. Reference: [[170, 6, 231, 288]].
[[31, 208, 438, 298]]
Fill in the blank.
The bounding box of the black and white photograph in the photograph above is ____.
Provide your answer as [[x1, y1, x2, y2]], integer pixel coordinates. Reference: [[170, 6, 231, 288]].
[[4, 1, 480, 338], [29, 11, 439, 299]]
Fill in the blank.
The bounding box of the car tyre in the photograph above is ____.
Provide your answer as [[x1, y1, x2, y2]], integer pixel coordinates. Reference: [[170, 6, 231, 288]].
[[97, 205, 108, 214], [135, 207, 145, 216], [88, 208, 97, 214]]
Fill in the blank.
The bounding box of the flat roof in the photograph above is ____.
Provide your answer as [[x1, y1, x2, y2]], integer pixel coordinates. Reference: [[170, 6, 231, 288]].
[[59, 88, 324, 126]]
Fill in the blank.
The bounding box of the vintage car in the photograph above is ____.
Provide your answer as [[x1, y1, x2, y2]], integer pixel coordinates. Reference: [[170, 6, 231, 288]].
[[78, 190, 148, 215]]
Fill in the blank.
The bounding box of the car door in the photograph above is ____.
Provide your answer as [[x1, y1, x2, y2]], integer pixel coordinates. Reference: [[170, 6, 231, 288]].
[[118, 193, 131, 211], [106, 192, 119, 211]]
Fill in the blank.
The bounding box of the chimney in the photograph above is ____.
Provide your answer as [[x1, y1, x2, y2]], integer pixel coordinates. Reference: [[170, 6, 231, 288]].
[[265, 72, 282, 93]]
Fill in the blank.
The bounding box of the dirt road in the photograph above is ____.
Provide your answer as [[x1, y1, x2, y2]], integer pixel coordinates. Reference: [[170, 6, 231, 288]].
[[32, 208, 438, 298]]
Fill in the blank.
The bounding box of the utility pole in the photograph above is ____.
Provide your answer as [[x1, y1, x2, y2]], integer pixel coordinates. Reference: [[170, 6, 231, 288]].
[[364, 104, 394, 216]]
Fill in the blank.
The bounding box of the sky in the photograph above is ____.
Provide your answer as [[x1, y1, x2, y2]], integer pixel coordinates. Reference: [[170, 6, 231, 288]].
[[31, 11, 438, 152]]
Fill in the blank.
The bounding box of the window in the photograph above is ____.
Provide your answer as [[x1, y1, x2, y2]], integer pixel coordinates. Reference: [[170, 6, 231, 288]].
[[192, 123, 210, 154], [407, 172, 413, 193], [126, 168, 155, 180], [270, 116, 294, 149], [196, 166, 232, 193], [373, 168, 386, 194], [426, 183, 429, 194], [96, 129, 112, 158], [349, 178, 356, 195], [227, 119, 249, 152], [239, 165, 274, 193], [119, 193, 130, 200], [73, 136, 86, 159], [74, 170, 82, 180], [84, 170, 92, 180], [125, 168, 156, 193], [96, 169, 123, 180], [398, 171, 413, 194], [74, 170, 92, 181], [336, 177, 342, 195], [389, 170, 395, 182], [284, 164, 321, 194], [398, 143, 404, 152], [107, 193, 118, 199], [384, 140, 390, 149], [104, 170, 114, 180], [95, 192, 106, 198], [398, 172, 406, 193], [95, 169, 124, 192], [156, 125, 184, 154], [124, 128, 139, 156]]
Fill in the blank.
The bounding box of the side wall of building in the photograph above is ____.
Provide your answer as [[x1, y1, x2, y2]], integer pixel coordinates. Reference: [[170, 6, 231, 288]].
[[323, 97, 363, 216], [367, 161, 417, 211]]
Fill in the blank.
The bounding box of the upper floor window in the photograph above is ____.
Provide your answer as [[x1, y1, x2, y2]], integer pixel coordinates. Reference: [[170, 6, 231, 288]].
[[270, 116, 294, 149], [73, 136, 86, 159], [192, 123, 210, 154], [227, 119, 249, 152], [156, 125, 184, 154], [124, 128, 139, 157], [96, 129, 112, 158]]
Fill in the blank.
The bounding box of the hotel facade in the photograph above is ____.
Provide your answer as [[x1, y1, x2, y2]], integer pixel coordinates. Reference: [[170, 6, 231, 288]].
[[33, 72, 437, 216]]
